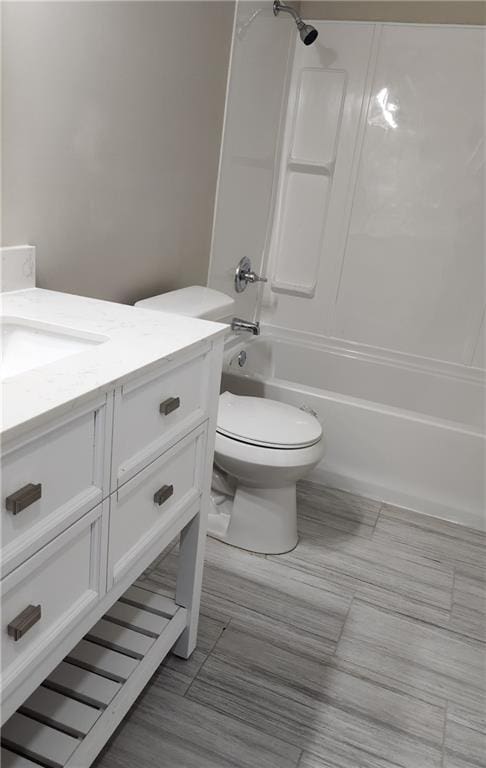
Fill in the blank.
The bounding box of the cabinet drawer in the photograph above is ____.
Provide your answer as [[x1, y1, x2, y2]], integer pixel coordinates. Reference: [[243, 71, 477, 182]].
[[1, 504, 104, 701], [113, 352, 209, 488], [1, 402, 108, 578], [108, 425, 206, 586]]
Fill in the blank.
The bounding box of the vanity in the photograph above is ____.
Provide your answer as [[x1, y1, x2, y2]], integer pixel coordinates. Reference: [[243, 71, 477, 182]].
[[0, 249, 225, 766]]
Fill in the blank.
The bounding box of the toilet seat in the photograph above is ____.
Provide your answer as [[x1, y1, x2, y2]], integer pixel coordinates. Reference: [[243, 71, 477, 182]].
[[217, 391, 322, 450]]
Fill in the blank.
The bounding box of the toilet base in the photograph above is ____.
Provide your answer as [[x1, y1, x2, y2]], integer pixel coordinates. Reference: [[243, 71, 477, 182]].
[[208, 484, 298, 555]]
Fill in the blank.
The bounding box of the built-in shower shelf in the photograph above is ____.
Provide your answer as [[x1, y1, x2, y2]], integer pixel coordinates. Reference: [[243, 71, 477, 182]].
[[287, 159, 334, 176], [1, 586, 186, 768]]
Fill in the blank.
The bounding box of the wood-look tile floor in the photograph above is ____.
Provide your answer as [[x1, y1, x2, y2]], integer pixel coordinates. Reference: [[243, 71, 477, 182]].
[[96, 482, 486, 768]]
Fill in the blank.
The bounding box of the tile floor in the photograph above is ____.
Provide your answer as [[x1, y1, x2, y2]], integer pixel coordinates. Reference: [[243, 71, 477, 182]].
[[96, 482, 486, 768]]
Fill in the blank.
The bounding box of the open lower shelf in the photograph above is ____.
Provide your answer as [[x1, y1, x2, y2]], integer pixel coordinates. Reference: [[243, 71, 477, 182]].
[[1, 585, 187, 768]]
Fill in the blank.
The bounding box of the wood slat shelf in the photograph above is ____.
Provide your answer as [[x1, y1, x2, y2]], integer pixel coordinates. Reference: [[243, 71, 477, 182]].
[[1, 586, 186, 768]]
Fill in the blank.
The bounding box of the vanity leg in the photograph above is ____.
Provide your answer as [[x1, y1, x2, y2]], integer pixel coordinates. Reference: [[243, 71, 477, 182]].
[[174, 336, 224, 659], [173, 509, 206, 658]]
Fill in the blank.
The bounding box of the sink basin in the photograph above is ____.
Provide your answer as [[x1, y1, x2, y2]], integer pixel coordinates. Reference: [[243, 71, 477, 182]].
[[1, 316, 108, 380]]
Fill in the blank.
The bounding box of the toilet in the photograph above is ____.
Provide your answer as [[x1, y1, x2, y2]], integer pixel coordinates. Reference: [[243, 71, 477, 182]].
[[135, 286, 325, 554]]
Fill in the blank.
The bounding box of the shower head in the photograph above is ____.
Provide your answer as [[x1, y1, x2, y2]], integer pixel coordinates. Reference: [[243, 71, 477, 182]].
[[298, 23, 318, 46], [273, 1, 318, 46]]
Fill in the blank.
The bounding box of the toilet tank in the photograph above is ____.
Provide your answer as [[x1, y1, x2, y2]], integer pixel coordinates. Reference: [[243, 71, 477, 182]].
[[135, 286, 235, 321]]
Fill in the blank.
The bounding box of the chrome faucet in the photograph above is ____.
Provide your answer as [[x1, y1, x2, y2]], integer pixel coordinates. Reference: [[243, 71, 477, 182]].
[[234, 257, 267, 293], [231, 317, 260, 335]]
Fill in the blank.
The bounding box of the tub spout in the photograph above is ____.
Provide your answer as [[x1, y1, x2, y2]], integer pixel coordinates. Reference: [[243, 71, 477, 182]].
[[231, 317, 260, 335]]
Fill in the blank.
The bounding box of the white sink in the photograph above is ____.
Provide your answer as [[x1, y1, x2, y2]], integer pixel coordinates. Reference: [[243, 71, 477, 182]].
[[1, 316, 108, 380]]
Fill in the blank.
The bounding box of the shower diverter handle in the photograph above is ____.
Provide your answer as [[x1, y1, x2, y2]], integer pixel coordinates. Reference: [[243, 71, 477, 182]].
[[234, 257, 268, 293]]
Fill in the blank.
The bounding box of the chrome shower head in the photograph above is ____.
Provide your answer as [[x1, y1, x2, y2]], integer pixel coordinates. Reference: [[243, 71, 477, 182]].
[[298, 22, 318, 45], [273, 1, 318, 46]]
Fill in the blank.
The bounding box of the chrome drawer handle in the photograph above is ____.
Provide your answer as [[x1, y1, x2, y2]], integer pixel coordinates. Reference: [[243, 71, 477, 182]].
[[153, 484, 174, 506], [6, 483, 42, 515], [8, 604, 41, 641], [159, 397, 180, 416]]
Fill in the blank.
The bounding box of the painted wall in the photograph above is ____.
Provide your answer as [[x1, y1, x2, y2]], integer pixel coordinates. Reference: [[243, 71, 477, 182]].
[[207, 0, 295, 321], [262, 21, 486, 374], [2, 1, 234, 304], [300, 1, 486, 25]]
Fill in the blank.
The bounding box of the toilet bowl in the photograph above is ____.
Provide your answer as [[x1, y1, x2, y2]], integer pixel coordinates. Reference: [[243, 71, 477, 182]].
[[135, 286, 325, 554], [210, 392, 325, 553]]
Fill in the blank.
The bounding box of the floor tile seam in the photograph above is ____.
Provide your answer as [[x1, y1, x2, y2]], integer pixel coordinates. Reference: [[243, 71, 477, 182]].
[[314, 698, 445, 751], [442, 745, 486, 768], [446, 706, 486, 736], [296, 506, 377, 532], [441, 699, 449, 752], [336, 642, 485, 702], [370, 501, 387, 539], [373, 520, 486, 552], [191, 644, 447, 738], [201, 588, 348, 641], [199, 608, 233, 626], [440, 743, 446, 768], [225, 626, 338, 662], [289, 531, 457, 581], [296, 523, 376, 543], [206, 639, 447, 715], [167, 653, 210, 683], [275, 553, 453, 606], [202, 576, 351, 616], [285, 533, 454, 571], [349, 596, 486, 645], [449, 568, 457, 614], [301, 731, 435, 768], [183, 668, 445, 757], [294, 747, 305, 768], [187, 647, 355, 715], [349, 593, 451, 627], [326, 655, 448, 712], [334, 649, 482, 714], [335, 594, 356, 647], [183, 617, 235, 697], [376, 505, 484, 533], [199, 618, 230, 659]]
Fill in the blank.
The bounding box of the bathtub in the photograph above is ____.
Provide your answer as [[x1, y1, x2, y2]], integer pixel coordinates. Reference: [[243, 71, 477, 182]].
[[222, 332, 486, 531]]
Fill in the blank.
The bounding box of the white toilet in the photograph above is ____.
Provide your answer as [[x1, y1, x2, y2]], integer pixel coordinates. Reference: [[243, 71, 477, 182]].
[[135, 286, 325, 554]]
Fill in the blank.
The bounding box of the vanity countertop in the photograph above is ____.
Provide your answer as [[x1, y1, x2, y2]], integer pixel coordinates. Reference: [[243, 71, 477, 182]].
[[1, 288, 226, 440]]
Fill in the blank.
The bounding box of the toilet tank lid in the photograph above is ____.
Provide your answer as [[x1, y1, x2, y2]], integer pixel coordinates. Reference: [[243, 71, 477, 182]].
[[135, 286, 234, 321]]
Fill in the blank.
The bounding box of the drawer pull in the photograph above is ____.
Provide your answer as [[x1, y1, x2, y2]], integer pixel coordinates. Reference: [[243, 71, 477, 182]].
[[8, 604, 42, 641], [159, 397, 180, 416], [6, 483, 42, 515], [153, 484, 174, 506]]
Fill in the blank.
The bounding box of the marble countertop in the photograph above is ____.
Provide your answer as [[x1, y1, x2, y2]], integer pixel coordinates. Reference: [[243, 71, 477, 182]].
[[1, 288, 226, 441]]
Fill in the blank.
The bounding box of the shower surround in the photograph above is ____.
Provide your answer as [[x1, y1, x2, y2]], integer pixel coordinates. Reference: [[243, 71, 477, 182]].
[[209, 12, 485, 529]]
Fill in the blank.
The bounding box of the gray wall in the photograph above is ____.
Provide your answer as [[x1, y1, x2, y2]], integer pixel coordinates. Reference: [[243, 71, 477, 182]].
[[1, 1, 234, 304], [300, 2, 486, 25]]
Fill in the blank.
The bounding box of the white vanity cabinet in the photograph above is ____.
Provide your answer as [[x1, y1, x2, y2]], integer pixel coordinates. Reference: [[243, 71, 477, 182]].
[[0, 334, 224, 766], [108, 424, 207, 588], [1, 504, 106, 711], [1, 397, 110, 579]]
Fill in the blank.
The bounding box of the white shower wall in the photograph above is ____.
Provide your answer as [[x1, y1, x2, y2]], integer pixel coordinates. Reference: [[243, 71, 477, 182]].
[[261, 21, 486, 376], [209, 17, 485, 522], [208, 0, 294, 321]]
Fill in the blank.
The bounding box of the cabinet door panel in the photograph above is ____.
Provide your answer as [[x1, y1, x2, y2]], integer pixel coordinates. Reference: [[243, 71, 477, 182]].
[[108, 426, 206, 586]]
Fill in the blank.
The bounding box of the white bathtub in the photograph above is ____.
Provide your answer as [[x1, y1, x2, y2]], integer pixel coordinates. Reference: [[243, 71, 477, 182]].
[[222, 332, 486, 531]]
